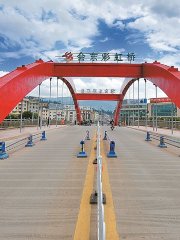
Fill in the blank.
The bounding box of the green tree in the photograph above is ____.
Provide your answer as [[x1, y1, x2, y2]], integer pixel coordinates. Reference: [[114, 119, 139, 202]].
[[34, 113, 38, 119], [22, 111, 32, 119]]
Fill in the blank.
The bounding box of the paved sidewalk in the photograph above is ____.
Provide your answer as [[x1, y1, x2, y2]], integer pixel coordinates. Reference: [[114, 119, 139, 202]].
[[127, 125, 180, 140], [0, 125, 67, 142]]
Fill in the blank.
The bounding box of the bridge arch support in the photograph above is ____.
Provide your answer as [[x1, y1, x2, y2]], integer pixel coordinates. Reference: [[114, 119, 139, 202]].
[[1, 60, 180, 125], [114, 62, 180, 125], [0, 60, 81, 124]]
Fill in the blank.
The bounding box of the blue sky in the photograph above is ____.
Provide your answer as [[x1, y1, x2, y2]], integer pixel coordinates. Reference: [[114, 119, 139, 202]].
[[0, 0, 180, 104]]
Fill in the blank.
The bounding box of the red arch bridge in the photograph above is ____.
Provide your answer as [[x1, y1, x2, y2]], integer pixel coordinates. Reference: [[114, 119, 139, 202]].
[[0, 59, 180, 125]]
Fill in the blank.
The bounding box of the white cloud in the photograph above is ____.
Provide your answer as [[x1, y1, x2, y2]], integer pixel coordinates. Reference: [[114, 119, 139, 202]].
[[0, 71, 9, 77], [0, 0, 180, 64], [100, 37, 111, 43], [0, 0, 179, 104]]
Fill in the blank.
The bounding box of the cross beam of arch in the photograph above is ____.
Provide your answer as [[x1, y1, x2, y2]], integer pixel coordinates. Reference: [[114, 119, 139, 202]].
[[1, 60, 180, 124]]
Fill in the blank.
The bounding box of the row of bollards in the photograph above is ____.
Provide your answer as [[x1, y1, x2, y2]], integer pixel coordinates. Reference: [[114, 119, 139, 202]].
[[0, 131, 47, 159], [145, 132, 167, 148], [77, 130, 117, 158]]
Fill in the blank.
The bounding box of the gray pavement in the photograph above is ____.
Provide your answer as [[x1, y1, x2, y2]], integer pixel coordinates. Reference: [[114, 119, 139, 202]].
[[0, 125, 96, 240], [0, 125, 67, 142], [1, 125, 180, 239], [102, 125, 180, 240]]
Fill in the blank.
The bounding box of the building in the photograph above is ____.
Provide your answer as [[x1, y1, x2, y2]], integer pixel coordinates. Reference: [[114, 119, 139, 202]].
[[28, 96, 39, 113], [119, 99, 147, 124], [9, 96, 97, 124], [148, 97, 180, 118], [10, 98, 29, 115]]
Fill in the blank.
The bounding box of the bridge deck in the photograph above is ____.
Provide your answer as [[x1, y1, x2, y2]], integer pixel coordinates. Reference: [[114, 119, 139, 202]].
[[0, 126, 180, 239]]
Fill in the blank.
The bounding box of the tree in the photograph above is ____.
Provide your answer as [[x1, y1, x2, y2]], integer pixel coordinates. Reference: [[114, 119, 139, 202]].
[[6, 113, 19, 119], [22, 111, 32, 119], [34, 113, 38, 119]]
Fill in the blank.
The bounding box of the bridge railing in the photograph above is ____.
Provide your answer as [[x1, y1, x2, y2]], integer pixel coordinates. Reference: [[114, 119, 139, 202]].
[[0, 131, 47, 159], [96, 122, 106, 240], [145, 131, 180, 149]]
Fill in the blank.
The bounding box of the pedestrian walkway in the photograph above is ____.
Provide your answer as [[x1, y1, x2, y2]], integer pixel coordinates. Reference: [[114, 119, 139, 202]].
[[0, 125, 67, 142], [127, 125, 180, 139]]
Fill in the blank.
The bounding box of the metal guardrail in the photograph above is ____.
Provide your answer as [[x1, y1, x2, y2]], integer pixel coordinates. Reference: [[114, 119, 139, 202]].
[[0, 131, 47, 159], [145, 131, 180, 149], [90, 123, 106, 239], [6, 135, 30, 151], [96, 123, 106, 240]]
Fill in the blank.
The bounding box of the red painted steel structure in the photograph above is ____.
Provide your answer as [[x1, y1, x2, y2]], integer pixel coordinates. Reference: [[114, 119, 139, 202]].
[[1, 60, 180, 125]]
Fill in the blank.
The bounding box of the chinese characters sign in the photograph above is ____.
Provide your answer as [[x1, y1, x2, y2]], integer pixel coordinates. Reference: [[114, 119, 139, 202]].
[[79, 89, 116, 94], [59, 52, 136, 63]]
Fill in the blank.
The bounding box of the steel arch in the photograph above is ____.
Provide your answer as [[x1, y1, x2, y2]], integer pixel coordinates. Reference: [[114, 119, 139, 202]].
[[114, 61, 180, 125], [0, 60, 81, 124], [1, 60, 180, 125]]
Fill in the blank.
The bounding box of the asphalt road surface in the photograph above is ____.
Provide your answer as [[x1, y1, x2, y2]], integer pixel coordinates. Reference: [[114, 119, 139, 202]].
[[0, 125, 180, 239]]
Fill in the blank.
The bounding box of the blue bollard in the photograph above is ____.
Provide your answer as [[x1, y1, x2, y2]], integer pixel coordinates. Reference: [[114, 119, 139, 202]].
[[25, 134, 35, 147], [86, 130, 90, 140], [77, 140, 87, 157], [145, 132, 152, 141], [158, 136, 167, 148], [41, 131, 47, 141], [0, 141, 9, 159], [107, 140, 117, 158], [103, 131, 108, 140]]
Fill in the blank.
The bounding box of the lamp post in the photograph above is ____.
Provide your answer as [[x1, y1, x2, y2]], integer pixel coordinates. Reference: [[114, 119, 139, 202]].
[[37, 83, 41, 130], [40, 98, 43, 129], [152, 103, 154, 131], [155, 85, 157, 131], [20, 99, 23, 133], [171, 102, 174, 134], [61, 82, 64, 125], [49, 78, 52, 128], [144, 79, 147, 129], [133, 82, 134, 126], [138, 79, 139, 128], [56, 78, 58, 127]]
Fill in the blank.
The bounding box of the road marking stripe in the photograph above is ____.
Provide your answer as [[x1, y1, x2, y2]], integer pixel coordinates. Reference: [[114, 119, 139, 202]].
[[73, 132, 96, 240], [101, 139, 119, 240]]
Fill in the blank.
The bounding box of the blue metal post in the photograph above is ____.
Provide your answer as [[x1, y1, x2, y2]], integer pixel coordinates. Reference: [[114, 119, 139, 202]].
[[103, 131, 107, 140], [158, 136, 167, 148], [25, 134, 35, 147], [0, 141, 9, 159], [41, 131, 47, 140], [145, 132, 152, 141], [77, 140, 87, 157], [107, 140, 117, 158], [86, 130, 90, 140]]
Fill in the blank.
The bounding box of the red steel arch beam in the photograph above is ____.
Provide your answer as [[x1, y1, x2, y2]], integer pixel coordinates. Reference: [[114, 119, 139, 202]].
[[0, 60, 82, 124], [114, 61, 180, 124], [58, 77, 81, 123], [0, 59, 54, 124], [142, 61, 180, 107], [53, 63, 142, 77], [1, 60, 180, 124], [114, 78, 136, 125], [76, 93, 122, 101]]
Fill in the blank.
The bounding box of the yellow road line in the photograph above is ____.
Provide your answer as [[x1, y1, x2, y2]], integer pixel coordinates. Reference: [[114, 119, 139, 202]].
[[101, 139, 119, 240], [73, 132, 96, 240]]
